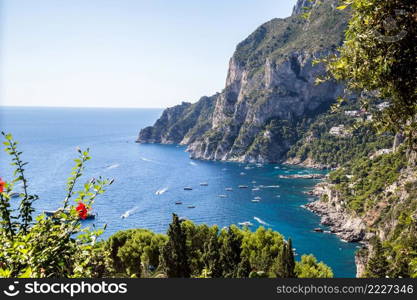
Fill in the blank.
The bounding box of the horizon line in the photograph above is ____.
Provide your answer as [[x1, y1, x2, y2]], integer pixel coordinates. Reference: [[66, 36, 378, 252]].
[[0, 104, 166, 110]]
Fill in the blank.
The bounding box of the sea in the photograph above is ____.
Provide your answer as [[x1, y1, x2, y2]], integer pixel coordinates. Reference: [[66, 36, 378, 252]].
[[0, 106, 358, 277]]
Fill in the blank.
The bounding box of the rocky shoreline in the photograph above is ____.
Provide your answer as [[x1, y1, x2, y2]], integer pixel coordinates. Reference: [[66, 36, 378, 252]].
[[279, 173, 326, 179], [283, 157, 331, 170], [303, 182, 369, 277], [304, 183, 367, 243]]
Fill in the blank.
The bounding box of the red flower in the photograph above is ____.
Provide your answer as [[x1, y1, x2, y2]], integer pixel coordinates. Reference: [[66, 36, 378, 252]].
[[75, 202, 88, 220], [0, 178, 5, 193]]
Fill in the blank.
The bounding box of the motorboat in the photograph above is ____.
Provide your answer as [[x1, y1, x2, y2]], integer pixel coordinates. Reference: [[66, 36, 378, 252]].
[[238, 221, 253, 227]]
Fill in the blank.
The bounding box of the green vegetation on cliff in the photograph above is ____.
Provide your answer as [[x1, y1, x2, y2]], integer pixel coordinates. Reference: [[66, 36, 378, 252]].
[[303, 0, 417, 278], [329, 149, 407, 214], [234, 0, 348, 74], [287, 103, 393, 167]]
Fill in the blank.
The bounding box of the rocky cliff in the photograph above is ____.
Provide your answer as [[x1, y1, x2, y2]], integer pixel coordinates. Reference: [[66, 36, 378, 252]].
[[138, 0, 348, 163], [307, 149, 417, 277]]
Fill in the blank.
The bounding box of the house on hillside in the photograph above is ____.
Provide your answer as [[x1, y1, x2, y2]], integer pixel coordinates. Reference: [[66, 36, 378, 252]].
[[329, 125, 349, 137]]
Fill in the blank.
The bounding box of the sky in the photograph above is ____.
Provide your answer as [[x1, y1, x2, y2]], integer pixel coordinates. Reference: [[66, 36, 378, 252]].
[[1, 0, 297, 108]]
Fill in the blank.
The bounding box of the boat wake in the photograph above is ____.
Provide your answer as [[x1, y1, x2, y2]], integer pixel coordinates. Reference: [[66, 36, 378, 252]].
[[105, 163, 120, 170], [140, 157, 156, 163], [254, 216, 269, 226], [121, 206, 139, 219], [155, 187, 168, 195]]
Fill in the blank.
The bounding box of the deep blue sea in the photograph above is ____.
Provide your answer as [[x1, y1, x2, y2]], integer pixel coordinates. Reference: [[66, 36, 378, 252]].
[[0, 106, 358, 277]]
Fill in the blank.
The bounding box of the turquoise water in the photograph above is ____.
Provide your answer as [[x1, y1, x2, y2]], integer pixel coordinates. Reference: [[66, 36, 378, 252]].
[[0, 106, 358, 277]]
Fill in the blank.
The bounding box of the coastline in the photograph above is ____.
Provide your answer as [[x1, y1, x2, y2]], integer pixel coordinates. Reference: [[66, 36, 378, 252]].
[[285, 158, 368, 277], [303, 181, 369, 278]]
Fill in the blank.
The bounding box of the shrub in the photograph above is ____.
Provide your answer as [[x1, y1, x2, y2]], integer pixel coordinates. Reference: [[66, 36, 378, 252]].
[[0, 133, 113, 278]]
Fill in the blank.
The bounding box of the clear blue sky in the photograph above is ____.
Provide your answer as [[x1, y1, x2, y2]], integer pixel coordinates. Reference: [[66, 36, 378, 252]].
[[1, 0, 297, 108]]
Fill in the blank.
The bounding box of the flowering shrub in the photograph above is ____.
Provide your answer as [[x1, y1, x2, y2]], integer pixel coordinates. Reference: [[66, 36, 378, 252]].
[[75, 202, 88, 220], [0, 132, 113, 278]]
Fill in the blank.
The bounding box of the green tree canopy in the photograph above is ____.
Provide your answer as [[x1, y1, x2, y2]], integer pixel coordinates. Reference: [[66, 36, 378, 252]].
[[295, 255, 334, 278], [323, 0, 417, 147]]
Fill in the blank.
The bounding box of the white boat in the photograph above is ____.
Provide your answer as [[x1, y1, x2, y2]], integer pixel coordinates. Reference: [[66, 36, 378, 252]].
[[252, 187, 260, 191], [238, 185, 249, 189], [254, 196, 261, 200], [251, 199, 260, 203], [240, 172, 246, 176], [238, 221, 253, 227], [225, 187, 233, 191], [200, 182, 208, 186]]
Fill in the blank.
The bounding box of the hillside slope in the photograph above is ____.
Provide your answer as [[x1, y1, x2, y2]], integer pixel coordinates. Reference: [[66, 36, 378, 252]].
[[138, 0, 348, 163]]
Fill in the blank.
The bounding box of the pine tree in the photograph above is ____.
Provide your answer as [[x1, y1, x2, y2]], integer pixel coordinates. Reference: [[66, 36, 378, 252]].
[[366, 238, 389, 278], [219, 227, 242, 277], [202, 233, 222, 277], [161, 214, 191, 277], [286, 239, 296, 278], [237, 255, 251, 278], [274, 239, 296, 278]]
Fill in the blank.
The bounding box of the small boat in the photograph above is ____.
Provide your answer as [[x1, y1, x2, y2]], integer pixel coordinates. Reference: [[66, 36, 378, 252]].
[[200, 182, 208, 186], [188, 205, 196, 209], [218, 195, 228, 198], [44, 209, 96, 220], [313, 228, 324, 233], [238, 185, 249, 189], [175, 201, 182, 205], [10, 192, 20, 198], [251, 181, 257, 184], [252, 188, 260, 191], [240, 172, 246, 176], [184, 187, 193, 191], [254, 196, 261, 200], [225, 187, 233, 191], [238, 221, 253, 227], [251, 199, 260, 203]]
